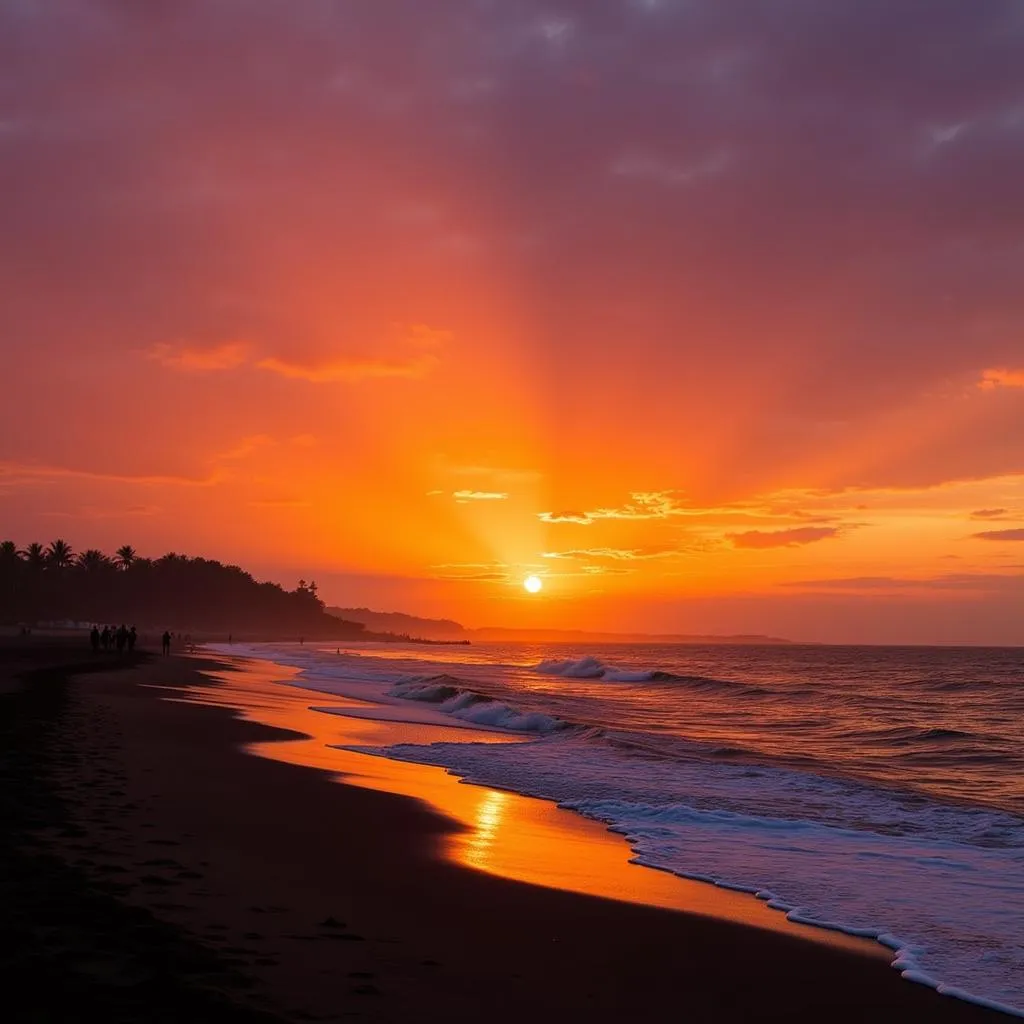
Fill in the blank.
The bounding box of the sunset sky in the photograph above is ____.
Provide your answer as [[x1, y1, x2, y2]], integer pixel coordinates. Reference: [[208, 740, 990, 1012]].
[[2, 1, 1023, 644]]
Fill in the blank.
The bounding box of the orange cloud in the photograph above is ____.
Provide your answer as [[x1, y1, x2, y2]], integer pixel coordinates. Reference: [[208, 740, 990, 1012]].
[[148, 340, 250, 371], [257, 323, 447, 383], [538, 492, 683, 525], [0, 460, 220, 488], [972, 528, 1024, 541], [728, 526, 842, 548], [542, 547, 677, 561], [257, 351, 438, 382], [539, 510, 594, 524], [979, 368, 1024, 389], [432, 562, 510, 581], [150, 326, 447, 384], [453, 490, 508, 502]]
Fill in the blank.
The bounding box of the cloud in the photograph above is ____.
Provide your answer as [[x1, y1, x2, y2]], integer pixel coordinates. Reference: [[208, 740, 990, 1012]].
[[439, 572, 510, 581], [542, 547, 677, 561], [150, 327, 447, 384], [148, 341, 250, 372], [782, 573, 1024, 594], [611, 150, 731, 187], [432, 561, 510, 581], [256, 351, 438, 383], [257, 323, 448, 384], [539, 492, 685, 525], [0, 460, 220, 488], [6, 0, 1024, 567], [728, 526, 842, 549], [972, 528, 1024, 541], [979, 368, 1024, 390], [970, 508, 1010, 519], [453, 490, 508, 502], [538, 510, 595, 524]]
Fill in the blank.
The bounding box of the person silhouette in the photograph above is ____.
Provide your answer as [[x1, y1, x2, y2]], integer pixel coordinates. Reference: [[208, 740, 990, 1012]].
[[90, 625, 100, 653], [127, 626, 137, 653], [161, 630, 171, 655]]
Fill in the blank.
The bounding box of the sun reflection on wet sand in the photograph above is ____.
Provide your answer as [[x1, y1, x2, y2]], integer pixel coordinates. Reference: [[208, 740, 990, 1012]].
[[168, 655, 884, 958], [464, 789, 509, 871]]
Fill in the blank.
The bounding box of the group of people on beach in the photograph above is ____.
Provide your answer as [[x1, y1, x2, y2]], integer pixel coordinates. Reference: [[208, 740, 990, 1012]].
[[87, 626, 194, 655], [90, 623, 137, 654]]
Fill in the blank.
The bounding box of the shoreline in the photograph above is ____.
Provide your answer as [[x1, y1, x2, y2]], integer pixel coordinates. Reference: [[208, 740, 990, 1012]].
[[6, 639, 1012, 1021], [205, 652, 1024, 1018], [194, 654, 884, 955]]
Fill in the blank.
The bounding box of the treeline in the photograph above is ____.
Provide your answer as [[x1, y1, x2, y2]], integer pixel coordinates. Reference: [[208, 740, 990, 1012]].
[[0, 539, 368, 637]]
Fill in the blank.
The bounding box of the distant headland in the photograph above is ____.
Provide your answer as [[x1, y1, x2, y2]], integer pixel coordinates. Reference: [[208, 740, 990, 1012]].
[[326, 607, 793, 646]]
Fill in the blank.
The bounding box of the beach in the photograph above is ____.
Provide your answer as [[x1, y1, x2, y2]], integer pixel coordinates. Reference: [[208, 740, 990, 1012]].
[[0, 637, 1013, 1022]]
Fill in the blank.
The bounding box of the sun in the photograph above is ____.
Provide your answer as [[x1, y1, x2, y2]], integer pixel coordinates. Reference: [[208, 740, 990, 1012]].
[[523, 575, 543, 594]]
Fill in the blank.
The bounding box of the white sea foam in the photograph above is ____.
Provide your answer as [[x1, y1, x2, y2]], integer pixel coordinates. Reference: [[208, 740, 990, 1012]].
[[207, 644, 565, 736], [345, 732, 1024, 1014], [535, 655, 608, 678], [389, 678, 564, 733]]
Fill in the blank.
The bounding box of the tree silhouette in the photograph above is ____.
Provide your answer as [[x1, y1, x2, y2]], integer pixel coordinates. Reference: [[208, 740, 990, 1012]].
[[46, 539, 74, 569], [0, 541, 371, 639], [78, 549, 111, 572], [22, 542, 46, 570]]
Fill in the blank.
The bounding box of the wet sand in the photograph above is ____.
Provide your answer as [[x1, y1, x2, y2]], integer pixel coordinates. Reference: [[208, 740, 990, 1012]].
[[2, 640, 1011, 1022]]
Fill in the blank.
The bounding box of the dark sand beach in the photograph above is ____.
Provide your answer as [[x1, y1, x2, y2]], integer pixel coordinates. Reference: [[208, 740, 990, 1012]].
[[1, 638, 1011, 1022]]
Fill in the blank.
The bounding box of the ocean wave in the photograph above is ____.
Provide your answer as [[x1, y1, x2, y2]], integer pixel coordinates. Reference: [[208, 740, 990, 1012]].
[[851, 725, 978, 747], [234, 640, 1024, 1013], [389, 676, 566, 734], [535, 656, 610, 678], [355, 732, 1024, 1014], [534, 656, 766, 694]]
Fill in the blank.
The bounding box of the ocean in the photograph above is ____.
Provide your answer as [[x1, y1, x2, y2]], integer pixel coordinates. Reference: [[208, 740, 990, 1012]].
[[210, 640, 1024, 1015]]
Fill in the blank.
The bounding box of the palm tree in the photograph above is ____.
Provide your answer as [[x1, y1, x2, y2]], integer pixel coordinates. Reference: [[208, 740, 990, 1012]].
[[0, 540, 18, 565], [21, 542, 46, 571], [114, 545, 136, 570], [46, 539, 74, 569], [77, 549, 111, 571]]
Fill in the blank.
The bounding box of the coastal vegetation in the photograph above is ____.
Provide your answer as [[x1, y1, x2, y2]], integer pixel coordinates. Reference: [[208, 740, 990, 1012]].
[[0, 539, 366, 637]]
